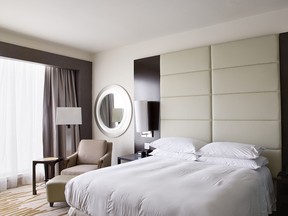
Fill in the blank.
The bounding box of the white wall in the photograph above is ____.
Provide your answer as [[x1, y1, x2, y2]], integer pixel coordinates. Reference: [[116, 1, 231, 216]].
[[92, 8, 288, 165], [0, 28, 93, 61]]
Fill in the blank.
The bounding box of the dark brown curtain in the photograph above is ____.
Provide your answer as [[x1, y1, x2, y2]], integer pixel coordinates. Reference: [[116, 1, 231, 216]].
[[42, 66, 80, 173]]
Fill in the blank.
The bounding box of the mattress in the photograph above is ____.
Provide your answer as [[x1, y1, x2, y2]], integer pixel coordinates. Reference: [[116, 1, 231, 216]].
[[65, 156, 275, 216]]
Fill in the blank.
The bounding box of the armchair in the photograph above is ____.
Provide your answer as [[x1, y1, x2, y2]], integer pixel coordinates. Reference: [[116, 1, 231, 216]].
[[61, 139, 112, 175]]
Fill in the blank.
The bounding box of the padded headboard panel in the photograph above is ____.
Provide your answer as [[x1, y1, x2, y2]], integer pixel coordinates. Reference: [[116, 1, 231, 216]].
[[160, 47, 211, 142], [211, 35, 281, 177], [160, 35, 281, 177]]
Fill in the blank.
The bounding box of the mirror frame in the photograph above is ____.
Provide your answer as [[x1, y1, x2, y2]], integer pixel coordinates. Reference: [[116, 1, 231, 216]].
[[94, 85, 132, 137]]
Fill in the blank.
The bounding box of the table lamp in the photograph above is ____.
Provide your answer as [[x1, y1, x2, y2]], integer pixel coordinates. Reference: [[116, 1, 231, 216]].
[[56, 107, 82, 155]]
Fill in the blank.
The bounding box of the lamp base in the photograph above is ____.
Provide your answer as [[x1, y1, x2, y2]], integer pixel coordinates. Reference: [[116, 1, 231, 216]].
[[141, 131, 153, 137]]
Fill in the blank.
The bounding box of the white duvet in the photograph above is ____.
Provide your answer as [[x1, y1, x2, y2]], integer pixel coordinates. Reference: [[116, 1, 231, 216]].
[[65, 156, 275, 216]]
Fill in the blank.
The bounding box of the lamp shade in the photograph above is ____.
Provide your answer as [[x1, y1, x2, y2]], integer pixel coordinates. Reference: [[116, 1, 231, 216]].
[[56, 107, 82, 125], [134, 101, 149, 132], [112, 108, 124, 123]]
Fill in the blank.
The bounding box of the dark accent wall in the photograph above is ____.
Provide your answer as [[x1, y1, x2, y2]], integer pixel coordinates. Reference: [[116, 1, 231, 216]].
[[280, 33, 288, 172], [0, 41, 92, 139], [134, 55, 160, 152]]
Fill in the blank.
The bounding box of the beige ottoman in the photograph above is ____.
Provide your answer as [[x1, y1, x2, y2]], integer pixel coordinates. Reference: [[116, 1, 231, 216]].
[[46, 175, 77, 207]]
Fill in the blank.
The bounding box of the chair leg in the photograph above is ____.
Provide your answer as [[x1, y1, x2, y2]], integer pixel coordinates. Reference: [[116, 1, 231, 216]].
[[49, 202, 54, 207]]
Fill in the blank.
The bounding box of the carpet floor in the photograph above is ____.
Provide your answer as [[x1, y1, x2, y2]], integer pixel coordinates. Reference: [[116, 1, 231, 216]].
[[0, 184, 69, 215]]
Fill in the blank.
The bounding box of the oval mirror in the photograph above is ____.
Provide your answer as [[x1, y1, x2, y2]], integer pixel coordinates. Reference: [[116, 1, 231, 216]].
[[95, 85, 132, 137]]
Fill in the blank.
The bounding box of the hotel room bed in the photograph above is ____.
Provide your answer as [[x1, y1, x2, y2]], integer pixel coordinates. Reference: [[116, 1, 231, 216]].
[[65, 35, 281, 216], [65, 155, 275, 216]]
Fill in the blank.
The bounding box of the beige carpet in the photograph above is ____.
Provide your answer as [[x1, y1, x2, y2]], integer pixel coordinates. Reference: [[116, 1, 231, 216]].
[[0, 184, 69, 216]]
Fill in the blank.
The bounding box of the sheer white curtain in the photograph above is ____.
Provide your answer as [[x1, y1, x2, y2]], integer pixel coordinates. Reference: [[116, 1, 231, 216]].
[[0, 57, 45, 192]]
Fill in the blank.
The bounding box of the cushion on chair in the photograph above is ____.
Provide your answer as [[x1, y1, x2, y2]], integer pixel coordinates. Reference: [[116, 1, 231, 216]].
[[60, 164, 99, 175], [77, 140, 108, 165]]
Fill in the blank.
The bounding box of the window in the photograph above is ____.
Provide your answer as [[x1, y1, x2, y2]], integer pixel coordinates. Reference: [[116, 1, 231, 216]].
[[0, 57, 45, 191]]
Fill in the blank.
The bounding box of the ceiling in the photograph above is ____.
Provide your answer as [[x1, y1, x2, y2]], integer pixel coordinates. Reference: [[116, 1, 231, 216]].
[[1, 0, 288, 54]]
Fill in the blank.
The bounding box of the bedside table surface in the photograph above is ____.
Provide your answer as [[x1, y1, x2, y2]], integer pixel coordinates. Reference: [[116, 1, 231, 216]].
[[118, 153, 139, 161], [117, 153, 149, 164]]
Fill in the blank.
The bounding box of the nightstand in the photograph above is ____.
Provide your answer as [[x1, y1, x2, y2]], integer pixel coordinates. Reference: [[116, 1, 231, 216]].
[[277, 172, 288, 215], [32, 157, 63, 195], [117, 152, 148, 164]]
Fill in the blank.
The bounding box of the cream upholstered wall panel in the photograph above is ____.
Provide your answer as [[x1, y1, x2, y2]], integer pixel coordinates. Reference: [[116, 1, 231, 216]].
[[161, 120, 211, 142], [161, 71, 210, 97], [211, 35, 279, 69], [161, 47, 210, 75], [211, 34, 280, 177], [213, 92, 280, 120], [262, 150, 282, 178], [161, 96, 210, 120], [160, 46, 211, 141], [213, 121, 281, 149], [213, 63, 279, 94]]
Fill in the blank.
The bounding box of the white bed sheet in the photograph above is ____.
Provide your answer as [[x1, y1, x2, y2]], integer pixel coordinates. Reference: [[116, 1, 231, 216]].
[[65, 156, 275, 216]]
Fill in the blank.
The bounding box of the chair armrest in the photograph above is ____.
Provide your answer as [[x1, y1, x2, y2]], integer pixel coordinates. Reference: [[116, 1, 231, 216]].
[[98, 152, 111, 168], [63, 152, 78, 168]]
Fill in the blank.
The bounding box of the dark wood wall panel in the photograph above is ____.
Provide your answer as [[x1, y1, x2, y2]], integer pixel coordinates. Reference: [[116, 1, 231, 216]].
[[134, 55, 160, 152], [280, 33, 288, 172], [0, 41, 92, 140]]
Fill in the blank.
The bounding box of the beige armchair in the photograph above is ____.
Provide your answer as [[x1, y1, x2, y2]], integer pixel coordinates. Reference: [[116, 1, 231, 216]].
[[61, 139, 112, 175]]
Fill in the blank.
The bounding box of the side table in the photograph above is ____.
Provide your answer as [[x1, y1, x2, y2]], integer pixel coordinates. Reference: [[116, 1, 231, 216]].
[[277, 172, 288, 215], [32, 157, 63, 195]]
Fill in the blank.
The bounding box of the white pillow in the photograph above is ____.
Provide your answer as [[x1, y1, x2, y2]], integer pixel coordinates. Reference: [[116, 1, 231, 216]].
[[149, 137, 208, 153], [150, 149, 198, 161], [198, 156, 269, 170], [196, 142, 265, 159]]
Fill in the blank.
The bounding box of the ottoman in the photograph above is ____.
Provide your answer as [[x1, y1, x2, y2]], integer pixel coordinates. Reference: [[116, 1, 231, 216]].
[[46, 174, 77, 207]]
